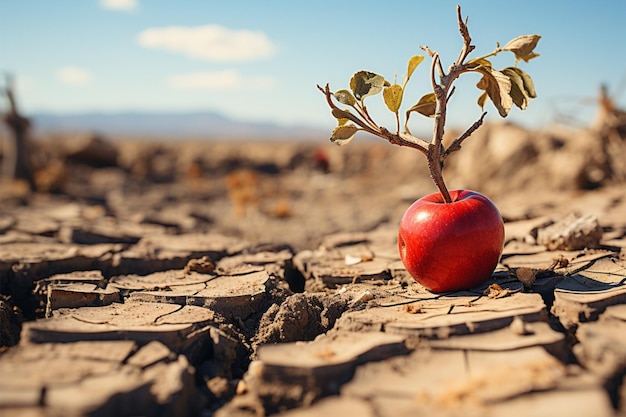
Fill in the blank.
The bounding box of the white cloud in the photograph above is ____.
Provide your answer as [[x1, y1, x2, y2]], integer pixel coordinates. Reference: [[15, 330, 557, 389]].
[[137, 25, 276, 62], [169, 70, 275, 90], [100, 0, 138, 12], [57, 67, 93, 85]]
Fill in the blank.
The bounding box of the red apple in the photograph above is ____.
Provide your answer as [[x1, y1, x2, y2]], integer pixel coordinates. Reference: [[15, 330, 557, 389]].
[[398, 190, 504, 292]]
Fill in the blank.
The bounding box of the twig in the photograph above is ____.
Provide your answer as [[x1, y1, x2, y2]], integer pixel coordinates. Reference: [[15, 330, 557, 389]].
[[454, 5, 475, 65], [443, 111, 487, 158], [317, 83, 430, 155]]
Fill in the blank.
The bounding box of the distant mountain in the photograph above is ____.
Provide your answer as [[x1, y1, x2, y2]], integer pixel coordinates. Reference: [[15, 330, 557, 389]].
[[30, 111, 326, 140]]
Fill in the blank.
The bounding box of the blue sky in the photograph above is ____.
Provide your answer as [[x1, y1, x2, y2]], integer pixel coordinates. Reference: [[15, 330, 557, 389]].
[[1, 0, 625, 133]]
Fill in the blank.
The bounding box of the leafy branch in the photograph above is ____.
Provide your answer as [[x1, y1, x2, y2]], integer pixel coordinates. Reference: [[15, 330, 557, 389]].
[[317, 5, 540, 203]]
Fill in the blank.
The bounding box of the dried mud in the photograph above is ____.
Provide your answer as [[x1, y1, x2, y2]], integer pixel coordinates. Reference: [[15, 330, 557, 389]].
[[1, 122, 626, 416]]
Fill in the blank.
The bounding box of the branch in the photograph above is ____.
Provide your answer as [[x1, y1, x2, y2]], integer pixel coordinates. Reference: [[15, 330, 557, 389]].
[[427, 52, 452, 204], [430, 54, 447, 150], [355, 102, 380, 130], [421, 46, 445, 78], [3, 74, 18, 116], [446, 86, 456, 104], [316, 84, 429, 155], [317, 84, 379, 135], [443, 111, 487, 159], [397, 132, 430, 154], [380, 128, 430, 156], [428, 52, 441, 94], [454, 5, 475, 66]]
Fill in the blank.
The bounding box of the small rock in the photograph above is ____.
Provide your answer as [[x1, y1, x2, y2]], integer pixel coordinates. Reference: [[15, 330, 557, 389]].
[[536, 213, 603, 251], [183, 256, 215, 274], [516, 267, 537, 289]]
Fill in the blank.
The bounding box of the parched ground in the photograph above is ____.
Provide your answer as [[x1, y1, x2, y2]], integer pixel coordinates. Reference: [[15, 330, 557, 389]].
[[1, 122, 625, 416]]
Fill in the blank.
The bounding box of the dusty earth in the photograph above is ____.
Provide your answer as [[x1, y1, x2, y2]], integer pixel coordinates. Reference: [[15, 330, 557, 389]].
[[1, 121, 626, 416]]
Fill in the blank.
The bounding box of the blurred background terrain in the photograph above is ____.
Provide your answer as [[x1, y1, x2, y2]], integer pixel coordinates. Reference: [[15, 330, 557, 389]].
[[1, 82, 625, 250]]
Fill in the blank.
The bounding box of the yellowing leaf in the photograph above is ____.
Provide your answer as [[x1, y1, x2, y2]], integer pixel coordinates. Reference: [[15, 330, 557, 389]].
[[502, 34, 541, 54], [331, 107, 353, 120], [502, 35, 541, 62], [406, 55, 424, 80], [406, 92, 437, 119], [349, 71, 386, 101], [502, 67, 529, 110], [466, 58, 492, 69], [474, 66, 512, 117], [334, 89, 357, 106], [330, 124, 358, 146], [331, 108, 366, 130], [516, 67, 537, 98], [383, 84, 404, 113], [516, 52, 540, 63], [477, 91, 488, 111], [504, 66, 537, 104]]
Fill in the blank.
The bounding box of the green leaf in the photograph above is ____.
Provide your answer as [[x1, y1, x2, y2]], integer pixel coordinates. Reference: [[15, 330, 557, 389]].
[[330, 124, 358, 146], [383, 84, 403, 113], [502, 67, 529, 110], [334, 89, 357, 106], [349, 70, 386, 101], [331, 107, 366, 130], [406, 92, 437, 118], [406, 55, 424, 81], [474, 66, 512, 117], [501, 34, 541, 62]]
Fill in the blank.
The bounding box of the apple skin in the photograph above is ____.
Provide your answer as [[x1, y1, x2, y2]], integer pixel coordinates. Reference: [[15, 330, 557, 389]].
[[398, 190, 505, 292]]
